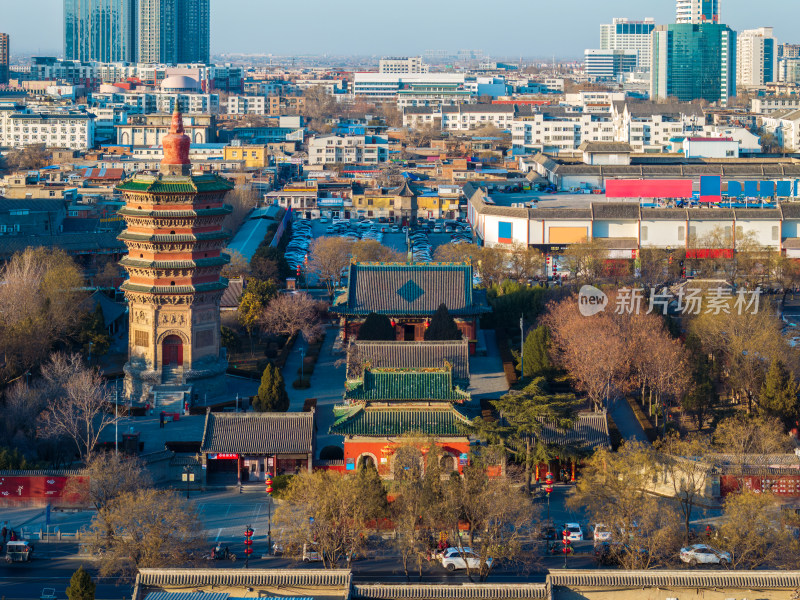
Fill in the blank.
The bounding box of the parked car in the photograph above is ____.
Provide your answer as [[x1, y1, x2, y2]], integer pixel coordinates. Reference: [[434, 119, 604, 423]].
[[440, 547, 492, 571], [563, 523, 584, 541], [302, 542, 322, 563], [592, 523, 612, 542], [679, 544, 730, 566]]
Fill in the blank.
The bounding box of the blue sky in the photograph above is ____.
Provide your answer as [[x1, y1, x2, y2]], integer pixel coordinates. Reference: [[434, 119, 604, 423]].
[[4, 0, 797, 58]]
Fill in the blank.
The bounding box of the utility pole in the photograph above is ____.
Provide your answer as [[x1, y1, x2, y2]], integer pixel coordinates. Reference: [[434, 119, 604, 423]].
[[115, 381, 119, 456]]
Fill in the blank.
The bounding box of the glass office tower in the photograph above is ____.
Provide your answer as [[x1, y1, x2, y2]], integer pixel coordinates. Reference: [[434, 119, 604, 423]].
[[138, 0, 209, 64], [64, 0, 137, 63], [651, 23, 736, 106]]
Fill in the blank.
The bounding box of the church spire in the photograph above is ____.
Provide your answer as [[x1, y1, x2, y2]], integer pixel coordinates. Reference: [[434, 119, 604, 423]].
[[160, 105, 191, 176]]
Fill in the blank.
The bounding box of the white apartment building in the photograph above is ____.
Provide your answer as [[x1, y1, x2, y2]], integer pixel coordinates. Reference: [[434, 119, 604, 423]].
[[737, 28, 778, 89], [512, 111, 615, 153], [751, 97, 800, 114], [90, 91, 219, 114], [227, 96, 267, 115], [611, 101, 704, 152], [676, 0, 719, 24], [307, 134, 389, 166], [564, 91, 627, 113], [599, 18, 656, 71], [0, 105, 96, 149], [403, 104, 515, 131], [353, 73, 466, 100], [379, 57, 428, 74], [761, 109, 800, 152]]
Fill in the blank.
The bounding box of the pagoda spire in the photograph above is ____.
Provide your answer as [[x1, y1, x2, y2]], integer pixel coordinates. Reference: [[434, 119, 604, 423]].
[[160, 105, 191, 176]]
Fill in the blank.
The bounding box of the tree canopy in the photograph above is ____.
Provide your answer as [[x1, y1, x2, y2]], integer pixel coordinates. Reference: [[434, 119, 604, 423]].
[[424, 304, 462, 341]]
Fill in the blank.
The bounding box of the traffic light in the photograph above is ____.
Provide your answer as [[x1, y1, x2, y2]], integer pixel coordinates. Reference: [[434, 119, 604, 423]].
[[244, 525, 254, 565]]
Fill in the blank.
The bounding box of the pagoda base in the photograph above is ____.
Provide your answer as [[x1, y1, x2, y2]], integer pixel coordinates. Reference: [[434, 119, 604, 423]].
[[124, 357, 229, 407]]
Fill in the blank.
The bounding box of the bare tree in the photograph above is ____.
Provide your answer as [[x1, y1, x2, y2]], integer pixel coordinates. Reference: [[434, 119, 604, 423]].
[[38, 353, 120, 461], [260, 292, 323, 342], [223, 186, 259, 234], [221, 249, 251, 279], [0, 248, 87, 381], [351, 239, 403, 263], [4, 144, 50, 170], [65, 453, 151, 537], [274, 468, 387, 568], [88, 489, 204, 578], [307, 236, 354, 297]]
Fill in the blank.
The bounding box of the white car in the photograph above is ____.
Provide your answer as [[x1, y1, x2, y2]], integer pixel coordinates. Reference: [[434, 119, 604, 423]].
[[440, 547, 492, 571], [563, 523, 584, 541], [592, 523, 612, 542], [679, 544, 731, 566]]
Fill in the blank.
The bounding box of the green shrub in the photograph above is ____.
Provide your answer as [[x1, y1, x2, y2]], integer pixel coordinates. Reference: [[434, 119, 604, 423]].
[[292, 377, 311, 389]]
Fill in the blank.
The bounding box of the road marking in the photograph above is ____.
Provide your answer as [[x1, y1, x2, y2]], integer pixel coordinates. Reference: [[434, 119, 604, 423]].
[[224, 504, 231, 517], [254, 503, 262, 521], [215, 528, 222, 542]]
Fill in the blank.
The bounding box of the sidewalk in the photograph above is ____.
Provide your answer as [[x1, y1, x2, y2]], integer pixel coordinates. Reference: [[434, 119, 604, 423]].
[[608, 397, 648, 443], [282, 326, 347, 454]]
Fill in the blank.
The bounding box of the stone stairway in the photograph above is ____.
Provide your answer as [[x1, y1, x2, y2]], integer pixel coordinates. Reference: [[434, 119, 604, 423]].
[[161, 364, 184, 385]]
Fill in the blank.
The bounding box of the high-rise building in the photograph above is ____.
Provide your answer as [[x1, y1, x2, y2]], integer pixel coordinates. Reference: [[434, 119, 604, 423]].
[[584, 49, 638, 80], [676, 0, 719, 24], [651, 23, 736, 106], [379, 57, 428, 74], [599, 18, 656, 71], [138, 0, 209, 64], [64, 0, 137, 63], [779, 44, 800, 59], [0, 33, 9, 85], [737, 27, 777, 89]]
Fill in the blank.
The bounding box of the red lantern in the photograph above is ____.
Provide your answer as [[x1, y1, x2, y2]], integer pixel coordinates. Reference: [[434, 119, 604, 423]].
[[545, 471, 554, 494], [244, 526, 254, 555], [424, 319, 430, 328], [390, 319, 396, 327], [265, 475, 273, 495]]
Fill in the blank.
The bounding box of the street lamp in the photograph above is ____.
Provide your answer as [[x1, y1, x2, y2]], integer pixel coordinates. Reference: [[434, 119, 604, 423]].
[[244, 525, 254, 568], [181, 465, 195, 499], [266, 474, 274, 556], [299, 345, 306, 381]]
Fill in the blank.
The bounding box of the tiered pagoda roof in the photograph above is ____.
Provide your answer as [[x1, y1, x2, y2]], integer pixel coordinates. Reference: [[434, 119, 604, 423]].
[[344, 366, 469, 403], [330, 403, 471, 437]]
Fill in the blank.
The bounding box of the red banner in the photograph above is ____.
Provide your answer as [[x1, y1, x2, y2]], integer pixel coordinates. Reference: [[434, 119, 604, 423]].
[[0, 475, 88, 505], [721, 475, 800, 497], [606, 179, 693, 199]]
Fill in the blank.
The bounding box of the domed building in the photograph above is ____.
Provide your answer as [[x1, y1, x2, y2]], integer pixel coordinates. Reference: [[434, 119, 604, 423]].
[[116, 107, 233, 408], [160, 75, 201, 93]]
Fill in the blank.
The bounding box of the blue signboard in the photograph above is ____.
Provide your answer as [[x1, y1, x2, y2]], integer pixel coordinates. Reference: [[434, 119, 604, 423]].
[[498, 221, 513, 244], [744, 181, 759, 197], [760, 181, 775, 198], [777, 181, 792, 197], [727, 181, 742, 197], [346, 458, 355, 471]]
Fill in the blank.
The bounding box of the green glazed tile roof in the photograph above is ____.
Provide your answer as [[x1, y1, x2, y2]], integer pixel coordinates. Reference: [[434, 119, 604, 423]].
[[118, 231, 229, 243], [116, 174, 234, 194], [332, 261, 490, 317], [117, 206, 232, 218], [119, 256, 230, 269], [344, 367, 469, 403], [121, 281, 228, 294], [329, 404, 471, 437]]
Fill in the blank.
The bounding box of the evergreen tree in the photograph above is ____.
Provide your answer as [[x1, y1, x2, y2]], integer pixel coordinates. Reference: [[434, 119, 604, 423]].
[[759, 359, 800, 429], [681, 334, 719, 429], [220, 326, 242, 354], [66, 565, 96, 600], [254, 363, 289, 412], [424, 304, 462, 341], [357, 312, 396, 341], [518, 325, 552, 378], [483, 377, 582, 492], [79, 304, 110, 358]]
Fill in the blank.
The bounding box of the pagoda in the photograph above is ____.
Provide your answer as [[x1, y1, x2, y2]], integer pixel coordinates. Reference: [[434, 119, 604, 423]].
[[116, 108, 233, 407]]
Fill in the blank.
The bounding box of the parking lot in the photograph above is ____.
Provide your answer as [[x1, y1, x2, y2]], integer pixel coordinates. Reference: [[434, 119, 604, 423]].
[[284, 217, 475, 268]]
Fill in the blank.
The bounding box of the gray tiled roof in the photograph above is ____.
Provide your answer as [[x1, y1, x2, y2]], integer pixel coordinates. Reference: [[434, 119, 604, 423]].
[[441, 104, 515, 114], [529, 207, 592, 219], [351, 340, 470, 381], [200, 412, 314, 455], [334, 262, 489, 316], [578, 142, 633, 153], [548, 569, 800, 590], [534, 411, 610, 451], [640, 208, 687, 221], [0, 198, 66, 213], [782, 203, 800, 219], [734, 208, 782, 220], [354, 584, 550, 599], [0, 231, 126, 260], [220, 277, 243, 309], [134, 569, 352, 592], [592, 202, 640, 220]]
